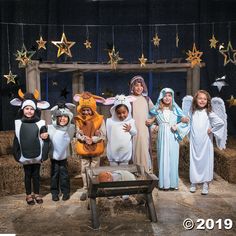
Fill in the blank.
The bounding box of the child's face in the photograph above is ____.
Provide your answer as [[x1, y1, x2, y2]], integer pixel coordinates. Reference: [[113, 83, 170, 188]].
[[133, 82, 144, 96], [116, 106, 129, 121], [23, 105, 35, 118], [196, 92, 208, 108], [81, 107, 93, 116], [57, 115, 69, 126], [162, 92, 172, 106]]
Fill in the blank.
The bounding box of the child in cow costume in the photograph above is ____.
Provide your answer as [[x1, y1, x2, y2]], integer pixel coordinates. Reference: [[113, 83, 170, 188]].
[[10, 89, 50, 205], [73, 92, 106, 201]]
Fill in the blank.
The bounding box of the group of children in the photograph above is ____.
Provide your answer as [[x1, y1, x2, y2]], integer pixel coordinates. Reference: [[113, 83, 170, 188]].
[[10, 76, 226, 205]]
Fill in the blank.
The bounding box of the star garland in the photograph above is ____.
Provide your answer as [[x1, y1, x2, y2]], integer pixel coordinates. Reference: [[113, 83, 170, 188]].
[[152, 33, 161, 47], [15, 44, 36, 68], [209, 34, 218, 49], [108, 46, 122, 69], [36, 36, 47, 50], [186, 43, 203, 67], [219, 41, 236, 66], [84, 26, 92, 49], [139, 53, 147, 67], [52, 32, 75, 58], [4, 70, 17, 84]]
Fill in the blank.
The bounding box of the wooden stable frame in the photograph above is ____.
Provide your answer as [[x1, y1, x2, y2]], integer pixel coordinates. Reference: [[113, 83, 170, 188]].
[[25, 60, 205, 98]]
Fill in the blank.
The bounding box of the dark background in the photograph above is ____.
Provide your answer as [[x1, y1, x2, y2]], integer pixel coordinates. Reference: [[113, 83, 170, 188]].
[[1, 0, 236, 134]]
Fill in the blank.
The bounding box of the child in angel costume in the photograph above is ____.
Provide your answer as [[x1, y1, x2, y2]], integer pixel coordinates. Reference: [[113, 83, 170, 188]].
[[129, 75, 154, 172], [47, 102, 75, 201], [10, 89, 50, 205], [182, 90, 227, 195], [105, 95, 137, 166], [150, 88, 189, 190], [73, 92, 106, 201]]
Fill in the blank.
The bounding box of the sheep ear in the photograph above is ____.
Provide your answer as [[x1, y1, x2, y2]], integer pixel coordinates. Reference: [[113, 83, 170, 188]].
[[65, 103, 76, 110], [104, 97, 116, 105], [37, 101, 50, 110], [73, 94, 81, 102], [127, 95, 136, 103], [10, 98, 22, 106], [50, 105, 58, 112]]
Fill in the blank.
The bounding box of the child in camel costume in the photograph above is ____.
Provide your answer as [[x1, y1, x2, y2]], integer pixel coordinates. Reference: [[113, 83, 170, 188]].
[[74, 92, 106, 201]]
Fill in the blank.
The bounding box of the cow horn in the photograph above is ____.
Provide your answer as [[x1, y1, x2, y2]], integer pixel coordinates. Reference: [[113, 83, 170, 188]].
[[18, 89, 24, 99], [34, 89, 39, 100]]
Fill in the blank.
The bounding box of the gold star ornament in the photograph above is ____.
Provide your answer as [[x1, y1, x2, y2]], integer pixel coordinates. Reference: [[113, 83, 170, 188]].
[[152, 33, 161, 47], [209, 34, 218, 49], [15, 44, 36, 68], [219, 41, 236, 66], [52, 33, 75, 58], [36, 36, 47, 50], [84, 39, 92, 49], [4, 70, 17, 84], [139, 53, 147, 67], [108, 46, 123, 69], [186, 43, 203, 68], [227, 95, 236, 107]]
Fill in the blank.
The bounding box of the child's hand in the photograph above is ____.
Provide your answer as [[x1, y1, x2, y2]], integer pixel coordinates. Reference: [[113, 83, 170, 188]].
[[171, 125, 177, 132], [207, 128, 212, 134], [95, 130, 101, 136], [181, 117, 189, 123], [145, 117, 155, 126], [123, 123, 131, 132], [85, 136, 93, 145], [40, 132, 48, 140]]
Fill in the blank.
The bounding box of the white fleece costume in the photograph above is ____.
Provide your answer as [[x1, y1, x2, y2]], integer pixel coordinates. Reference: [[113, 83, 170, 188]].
[[106, 95, 137, 163]]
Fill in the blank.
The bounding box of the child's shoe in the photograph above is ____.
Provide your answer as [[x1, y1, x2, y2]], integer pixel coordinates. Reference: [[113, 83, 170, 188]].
[[26, 195, 35, 205], [190, 183, 196, 193], [52, 195, 60, 201], [201, 182, 208, 195], [80, 192, 87, 201], [34, 195, 43, 204], [62, 194, 70, 201]]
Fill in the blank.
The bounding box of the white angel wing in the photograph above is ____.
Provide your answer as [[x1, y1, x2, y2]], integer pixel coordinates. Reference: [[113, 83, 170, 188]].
[[211, 97, 227, 149], [182, 95, 193, 116]]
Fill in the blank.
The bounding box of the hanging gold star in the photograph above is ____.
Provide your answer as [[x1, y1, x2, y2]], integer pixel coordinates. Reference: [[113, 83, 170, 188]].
[[139, 53, 147, 67], [209, 34, 218, 49], [15, 44, 36, 68], [36, 36, 47, 50], [152, 33, 161, 47], [227, 95, 236, 107], [84, 39, 92, 49], [3, 70, 17, 84], [52, 33, 75, 58], [176, 33, 179, 48], [186, 43, 203, 68], [219, 41, 236, 66], [108, 46, 122, 69]]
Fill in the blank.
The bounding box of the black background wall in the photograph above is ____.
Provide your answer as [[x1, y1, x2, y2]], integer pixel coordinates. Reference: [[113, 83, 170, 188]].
[[1, 0, 236, 134]]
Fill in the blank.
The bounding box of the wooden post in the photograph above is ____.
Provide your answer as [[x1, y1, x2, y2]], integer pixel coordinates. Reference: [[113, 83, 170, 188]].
[[72, 71, 84, 96], [90, 198, 100, 229], [186, 68, 192, 95], [192, 65, 200, 95], [25, 60, 41, 98]]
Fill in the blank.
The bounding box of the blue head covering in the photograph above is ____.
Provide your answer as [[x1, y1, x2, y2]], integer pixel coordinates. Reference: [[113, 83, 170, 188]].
[[150, 88, 184, 117]]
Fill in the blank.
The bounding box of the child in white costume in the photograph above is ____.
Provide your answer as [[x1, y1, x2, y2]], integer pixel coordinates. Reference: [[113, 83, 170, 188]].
[[183, 90, 226, 195], [47, 102, 75, 201], [105, 95, 137, 166]]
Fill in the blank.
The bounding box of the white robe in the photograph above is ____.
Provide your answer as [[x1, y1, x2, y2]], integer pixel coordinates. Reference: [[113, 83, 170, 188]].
[[189, 110, 224, 184]]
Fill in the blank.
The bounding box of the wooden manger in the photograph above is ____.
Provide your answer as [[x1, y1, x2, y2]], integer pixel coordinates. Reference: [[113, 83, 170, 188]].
[[85, 164, 158, 229]]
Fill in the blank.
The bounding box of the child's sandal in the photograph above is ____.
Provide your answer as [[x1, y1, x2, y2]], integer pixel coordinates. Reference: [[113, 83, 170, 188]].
[[34, 195, 43, 204], [26, 195, 35, 205]]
